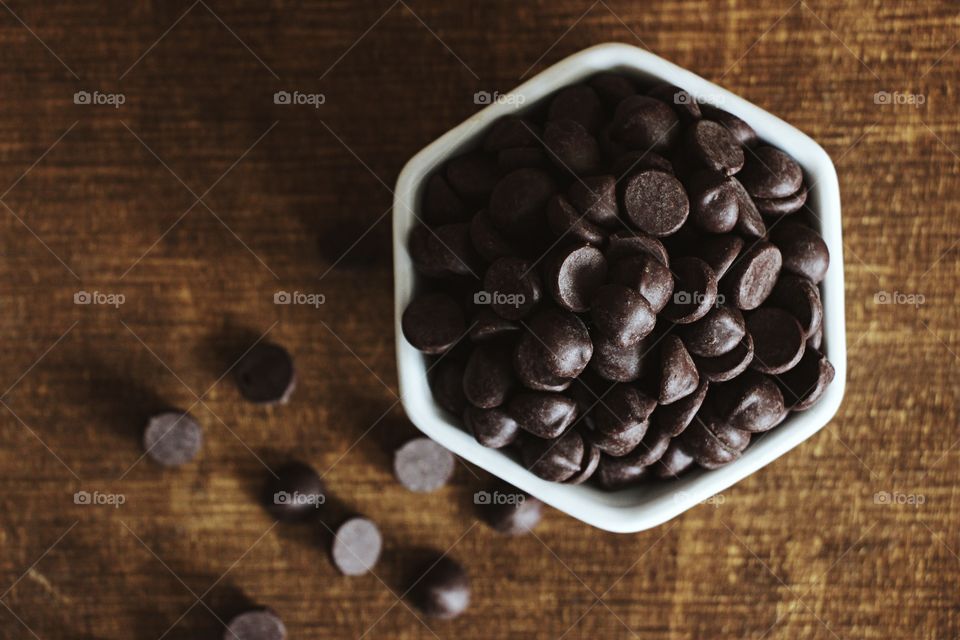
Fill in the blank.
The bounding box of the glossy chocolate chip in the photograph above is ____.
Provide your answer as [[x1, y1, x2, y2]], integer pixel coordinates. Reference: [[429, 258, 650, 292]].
[[547, 194, 606, 245], [608, 253, 675, 313], [694, 333, 754, 382], [544, 244, 607, 313], [774, 347, 835, 411], [567, 175, 619, 228], [332, 517, 382, 576], [623, 170, 689, 237], [647, 83, 702, 122], [446, 151, 498, 199], [223, 609, 286, 640], [606, 231, 670, 266], [722, 241, 782, 310], [411, 556, 471, 619], [700, 104, 759, 147], [469, 308, 519, 342], [658, 335, 700, 404], [593, 384, 657, 434], [422, 173, 467, 225], [652, 442, 696, 479], [488, 168, 557, 240], [769, 274, 823, 338], [590, 284, 656, 347], [464, 406, 520, 448], [520, 307, 593, 378], [521, 428, 585, 481], [590, 419, 649, 456], [756, 183, 807, 216], [544, 119, 601, 175], [710, 370, 786, 432], [470, 210, 518, 263], [738, 146, 803, 199], [612, 95, 679, 151], [653, 379, 708, 436], [509, 392, 579, 439], [143, 411, 203, 467], [566, 441, 601, 484], [732, 177, 766, 238], [687, 170, 739, 233], [663, 257, 718, 324], [680, 305, 746, 357], [463, 344, 515, 408], [483, 117, 539, 152], [403, 293, 466, 354], [393, 438, 455, 493], [264, 461, 324, 522], [695, 233, 744, 280], [686, 120, 744, 175], [590, 73, 637, 106], [747, 307, 806, 374], [770, 221, 830, 284], [548, 84, 604, 132], [431, 359, 468, 414], [590, 333, 653, 382], [482, 487, 544, 534], [483, 257, 542, 320]]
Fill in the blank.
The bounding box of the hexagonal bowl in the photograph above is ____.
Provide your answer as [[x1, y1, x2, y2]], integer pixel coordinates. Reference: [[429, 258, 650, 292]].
[[393, 42, 845, 533]]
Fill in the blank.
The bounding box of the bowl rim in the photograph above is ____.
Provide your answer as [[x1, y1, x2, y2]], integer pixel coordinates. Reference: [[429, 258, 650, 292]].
[[393, 42, 846, 533]]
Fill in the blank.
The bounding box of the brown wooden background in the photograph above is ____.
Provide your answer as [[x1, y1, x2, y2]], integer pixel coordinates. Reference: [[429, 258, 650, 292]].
[[0, 1, 955, 638]]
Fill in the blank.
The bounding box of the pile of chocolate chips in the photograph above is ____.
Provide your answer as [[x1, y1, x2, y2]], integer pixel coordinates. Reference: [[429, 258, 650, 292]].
[[402, 73, 835, 490]]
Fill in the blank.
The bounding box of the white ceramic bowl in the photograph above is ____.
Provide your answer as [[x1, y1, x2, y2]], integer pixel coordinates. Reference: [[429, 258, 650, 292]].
[[393, 43, 845, 533]]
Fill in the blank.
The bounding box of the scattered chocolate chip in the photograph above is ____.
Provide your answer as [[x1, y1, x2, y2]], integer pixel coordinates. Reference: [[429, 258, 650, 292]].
[[223, 609, 287, 640], [411, 556, 471, 619], [143, 411, 202, 467], [393, 438, 455, 493], [331, 517, 382, 576], [235, 343, 296, 405], [264, 461, 324, 521], [482, 488, 544, 534]]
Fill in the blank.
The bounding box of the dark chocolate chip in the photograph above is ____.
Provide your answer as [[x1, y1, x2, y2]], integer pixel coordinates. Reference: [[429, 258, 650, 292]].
[[411, 556, 471, 619], [695, 233, 744, 280], [774, 348, 835, 411], [264, 461, 324, 522], [679, 305, 746, 357], [623, 170, 690, 237], [422, 173, 467, 225], [647, 83, 702, 122], [679, 413, 751, 469], [653, 379, 708, 436], [769, 221, 830, 284], [612, 95, 679, 151], [498, 147, 547, 172], [593, 384, 657, 434], [514, 336, 573, 392], [409, 222, 479, 278], [143, 411, 202, 467], [746, 307, 806, 374], [807, 323, 823, 351], [596, 424, 672, 488], [482, 488, 544, 534], [463, 344, 515, 409], [606, 231, 670, 266], [544, 119, 601, 175], [483, 257, 542, 320], [223, 609, 286, 640], [590, 73, 637, 107], [519, 307, 593, 378], [566, 440, 601, 484], [659, 335, 700, 404], [235, 343, 296, 405], [686, 120, 744, 175], [546, 194, 606, 245], [589, 332, 653, 382], [590, 419, 649, 456], [732, 177, 767, 237], [521, 428, 585, 481], [609, 150, 675, 180], [548, 85, 604, 132], [590, 284, 656, 347], [483, 117, 539, 152], [608, 253, 675, 314], [331, 517, 382, 576], [431, 359, 468, 414], [652, 442, 695, 479], [755, 183, 808, 216], [470, 210, 518, 263], [687, 170, 739, 233], [469, 308, 519, 342], [722, 241, 782, 310], [446, 151, 499, 199], [402, 293, 466, 354], [663, 257, 718, 324], [700, 104, 759, 147], [769, 274, 823, 338], [738, 146, 803, 199], [488, 168, 557, 240], [393, 437, 455, 493], [543, 244, 607, 313], [694, 333, 754, 382], [464, 406, 520, 448], [567, 175, 619, 228], [710, 370, 786, 432], [509, 392, 579, 439]]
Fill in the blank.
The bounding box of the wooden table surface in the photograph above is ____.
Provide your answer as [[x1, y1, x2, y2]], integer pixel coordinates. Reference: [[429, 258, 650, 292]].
[[0, 1, 955, 638]]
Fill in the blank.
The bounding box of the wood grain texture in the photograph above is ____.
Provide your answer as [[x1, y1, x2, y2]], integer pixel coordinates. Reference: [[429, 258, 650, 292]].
[[0, 1, 955, 638]]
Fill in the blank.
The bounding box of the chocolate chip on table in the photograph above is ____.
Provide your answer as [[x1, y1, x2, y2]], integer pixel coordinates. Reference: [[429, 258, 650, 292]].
[[589, 333, 653, 382], [686, 120, 745, 175], [470, 210, 518, 263], [234, 343, 296, 405], [521, 428, 584, 481], [590, 284, 655, 348], [464, 406, 520, 449], [331, 517, 382, 576], [679, 305, 746, 357], [722, 241, 782, 310], [566, 440, 601, 484], [659, 335, 700, 404], [652, 379, 708, 436], [223, 609, 287, 640], [548, 84, 605, 132], [393, 437, 455, 493], [431, 359, 468, 414], [264, 461, 324, 522], [775, 347, 835, 411], [694, 333, 754, 383], [422, 173, 467, 225], [462, 344, 515, 409], [746, 307, 806, 374], [143, 411, 202, 467], [544, 244, 608, 313], [482, 488, 544, 534], [652, 441, 695, 479], [403, 293, 467, 356], [567, 175, 619, 228], [547, 194, 606, 246], [608, 253, 675, 314], [709, 370, 786, 432], [544, 119, 601, 175], [700, 104, 759, 147], [468, 308, 519, 342], [411, 556, 471, 619], [769, 274, 823, 338], [509, 391, 579, 439], [518, 306, 593, 379], [738, 145, 803, 199], [445, 151, 499, 199], [612, 95, 679, 151], [770, 221, 830, 284], [488, 168, 557, 241], [623, 170, 690, 237], [483, 257, 542, 320], [687, 170, 739, 234], [755, 183, 808, 216], [483, 117, 540, 152], [663, 257, 718, 324]]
